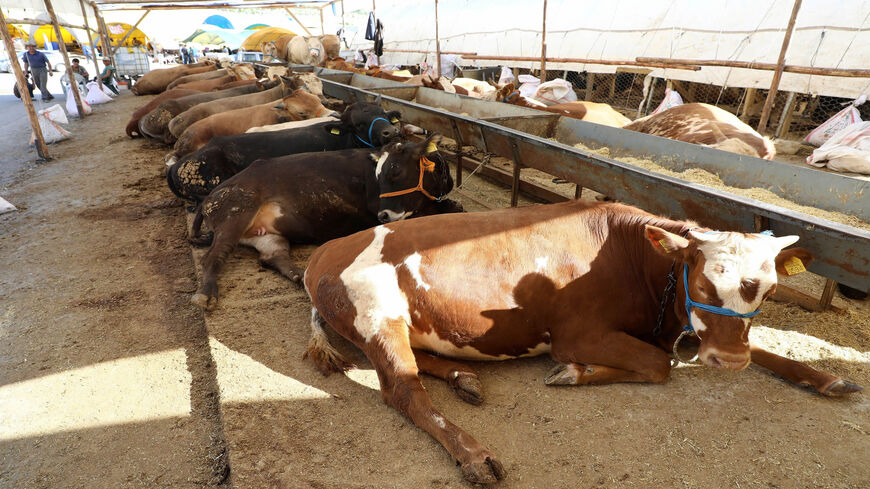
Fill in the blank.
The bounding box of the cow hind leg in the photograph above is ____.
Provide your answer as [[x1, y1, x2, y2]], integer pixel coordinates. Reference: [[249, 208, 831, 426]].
[[239, 234, 304, 283], [191, 209, 254, 311], [366, 319, 505, 484], [413, 349, 483, 405], [303, 307, 355, 375]]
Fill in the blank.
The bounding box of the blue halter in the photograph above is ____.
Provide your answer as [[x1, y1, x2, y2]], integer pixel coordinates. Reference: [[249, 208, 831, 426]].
[[355, 117, 392, 148], [682, 264, 761, 333]]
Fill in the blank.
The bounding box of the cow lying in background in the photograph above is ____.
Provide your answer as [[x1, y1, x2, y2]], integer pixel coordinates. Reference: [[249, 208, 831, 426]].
[[172, 64, 257, 91], [303, 200, 860, 484], [496, 83, 630, 127], [170, 89, 333, 161], [166, 68, 231, 90], [126, 88, 201, 138], [138, 82, 269, 144], [131, 61, 215, 95], [167, 102, 400, 202], [190, 135, 460, 310], [624, 103, 776, 159]]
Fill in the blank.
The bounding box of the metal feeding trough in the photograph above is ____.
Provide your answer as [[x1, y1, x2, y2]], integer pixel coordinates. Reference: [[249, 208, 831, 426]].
[[314, 70, 870, 293]]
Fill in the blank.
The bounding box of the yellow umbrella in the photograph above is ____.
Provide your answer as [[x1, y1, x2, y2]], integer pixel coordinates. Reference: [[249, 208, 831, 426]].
[[241, 26, 296, 51]]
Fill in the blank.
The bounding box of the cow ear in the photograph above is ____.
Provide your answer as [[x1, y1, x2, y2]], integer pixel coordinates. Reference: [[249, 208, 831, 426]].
[[644, 225, 691, 258], [774, 247, 813, 276], [323, 122, 343, 135], [273, 102, 285, 110], [385, 110, 402, 124]]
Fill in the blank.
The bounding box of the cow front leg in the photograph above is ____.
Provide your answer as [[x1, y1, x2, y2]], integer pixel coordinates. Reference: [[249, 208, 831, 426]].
[[750, 343, 862, 396], [548, 330, 672, 386], [413, 349, 483, 405], [239, 234, 304, 283], [366, 320, 505, 484]]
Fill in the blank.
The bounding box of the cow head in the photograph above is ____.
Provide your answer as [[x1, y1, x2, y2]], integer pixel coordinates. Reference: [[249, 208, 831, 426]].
[[645, 226, 814, 370], [262, 42, 279, 62], [324, 102, 401, 147], [304, 36, 324, 62], [369, 134, 454, 222], [273, 89, 335, 121]]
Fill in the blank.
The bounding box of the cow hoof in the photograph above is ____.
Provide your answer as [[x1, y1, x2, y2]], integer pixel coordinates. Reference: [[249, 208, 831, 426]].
[[461, 456, 506, 484], [191, 293, 217, 311], [450, 372, 483, 405], [545, 363, 580, 385], [188, 231, 214, 247], [822, 379, 863, 397]]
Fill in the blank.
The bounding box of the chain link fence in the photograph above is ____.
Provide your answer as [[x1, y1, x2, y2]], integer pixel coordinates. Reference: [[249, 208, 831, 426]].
[[514, 67, 869, 141]]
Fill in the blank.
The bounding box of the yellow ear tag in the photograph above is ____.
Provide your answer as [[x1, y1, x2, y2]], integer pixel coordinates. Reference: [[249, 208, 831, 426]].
[[390, 117, 399, 123], [783, 256, 806, 276], [658, 239, 674, 253], [426, 142, 438, 154], [330, 128, 340, 135]]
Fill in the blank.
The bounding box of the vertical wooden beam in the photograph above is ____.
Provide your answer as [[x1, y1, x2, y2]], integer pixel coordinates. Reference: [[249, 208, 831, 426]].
[[757, 0, 802, 132], [372, 0, 379, 66], [320, 7, 325, 36], [540, 0, 547, 81], [285, 7, 312, 36], [434, 0, 441, 78], [44, 0, 86, 119], [450, 120, 463, 188], [0, 7, 50, 160], [585, 73, 595, 101], [509, 140, 521, 207], [110, 9, 149, 56], [78, 0, 101, 84], [819, 279, 837, 310], [91, 2, 115, 69], [740, 87, 757, 121], [775, 91, 798, 138]]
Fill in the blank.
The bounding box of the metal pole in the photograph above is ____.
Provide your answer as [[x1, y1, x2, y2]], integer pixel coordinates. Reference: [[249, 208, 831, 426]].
[[44, 0, 86, 118], [91, 2, 115, 69], [540, 0, 547, 81], [78, 0, 101, 86], [757, 0, 802, 132], [0, 7, 50, 160], [434, 0, 441, 78], [110, 9, 149, 56], [372, 0, 379, 66]]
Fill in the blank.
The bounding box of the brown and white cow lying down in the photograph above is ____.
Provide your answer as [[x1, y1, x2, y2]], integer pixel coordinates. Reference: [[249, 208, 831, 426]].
[[496, 83, 631, 127], [624, 103, 776, 159], [303, 200, 861, 484], [189, 135, 461, 310], [170, 89, 333, 161]]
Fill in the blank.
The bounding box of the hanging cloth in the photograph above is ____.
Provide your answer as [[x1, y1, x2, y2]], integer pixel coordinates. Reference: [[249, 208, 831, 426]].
[[365, 11, 377, 40], [374, 19, 384, 57]]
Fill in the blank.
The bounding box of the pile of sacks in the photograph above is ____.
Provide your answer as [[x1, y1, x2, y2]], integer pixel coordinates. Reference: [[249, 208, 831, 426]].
[[805, 95, 870, 174]]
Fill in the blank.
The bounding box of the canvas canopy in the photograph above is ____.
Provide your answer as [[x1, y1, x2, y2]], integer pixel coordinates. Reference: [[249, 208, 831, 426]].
[[182, 27, 254, 47], [241, 26, 294, 51], [101, 22, 148, 47]]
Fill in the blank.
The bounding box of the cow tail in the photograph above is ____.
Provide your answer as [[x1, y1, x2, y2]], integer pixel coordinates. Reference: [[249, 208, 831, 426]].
[[303, 307, 354, 376]]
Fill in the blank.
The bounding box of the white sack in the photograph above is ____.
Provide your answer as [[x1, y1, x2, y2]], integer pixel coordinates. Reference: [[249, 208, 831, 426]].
[[65, 89, 93, 117], [533, 78, 578, 106], [498, 66, 515, 86], [651, 88, 684, 115], [85, 82, 113, 105], [803, 96, 865, 147], [517, 74, 540, 99], [0, 196, 17, 215], [806, 121, 870, 174], [30, 104, 71, 144]]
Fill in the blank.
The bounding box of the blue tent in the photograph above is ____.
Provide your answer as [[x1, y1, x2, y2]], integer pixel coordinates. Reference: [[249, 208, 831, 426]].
[[203, 15, 233, 30]]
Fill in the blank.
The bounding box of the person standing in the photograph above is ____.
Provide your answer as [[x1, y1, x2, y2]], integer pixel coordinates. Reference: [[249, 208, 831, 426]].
[[180, 44, 189, 64], [21, 41, 54, 101]]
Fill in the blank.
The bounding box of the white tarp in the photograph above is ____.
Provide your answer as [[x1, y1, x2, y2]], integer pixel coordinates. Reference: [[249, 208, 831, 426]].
[[330, 0, 870, 99]]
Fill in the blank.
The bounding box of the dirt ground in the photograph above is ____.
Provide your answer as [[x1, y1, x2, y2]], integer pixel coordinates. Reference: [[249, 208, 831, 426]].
[[1, 89, 869, 489]]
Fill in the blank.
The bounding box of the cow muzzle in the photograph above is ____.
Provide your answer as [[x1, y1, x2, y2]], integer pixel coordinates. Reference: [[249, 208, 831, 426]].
[[699, 348, 751, 370], [377, 209, 410, 223]]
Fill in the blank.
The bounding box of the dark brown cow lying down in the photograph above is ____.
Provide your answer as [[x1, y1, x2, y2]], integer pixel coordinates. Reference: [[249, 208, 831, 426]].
[[125, 88, 201, 138], [304, 200, 860, 484], [170, 89, 333, 161], [190, 135, 460, 310], [624, 103, 776, 159]]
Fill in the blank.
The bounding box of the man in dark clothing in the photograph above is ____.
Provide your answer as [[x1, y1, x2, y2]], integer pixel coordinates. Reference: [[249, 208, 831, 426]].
[[68, 58, 89, 79], [22, 41, 54, 101], [99, 58, 120, 95]]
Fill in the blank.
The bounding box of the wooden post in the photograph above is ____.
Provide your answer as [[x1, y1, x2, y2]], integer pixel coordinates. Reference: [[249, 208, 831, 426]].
[[434, 0, 441, 78], [372, 0, 379, 65], [110, 9, 149, 56], [540, 0, 547, 81], [44, 0, 86, 119], [509, 140, 522, 207], [819, 279, 837, 311], [0, 7, 50, 160], [757, 0, 802, 133], [775, 91, 798, 138], [78, 0, 101, 86], [740, 87, 757, 121], [585, 73, 595, 101], [285, 7, 312, 36], [91, 2, 115, 68], [320, 7, 325, 35]]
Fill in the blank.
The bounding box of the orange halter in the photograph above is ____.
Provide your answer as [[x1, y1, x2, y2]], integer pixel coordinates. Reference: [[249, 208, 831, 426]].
[[378, 155, 440, 200]]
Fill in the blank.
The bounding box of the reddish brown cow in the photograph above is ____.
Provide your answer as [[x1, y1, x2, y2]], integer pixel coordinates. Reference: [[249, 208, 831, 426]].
[[303, 200, 861, 484], [130, 61, 215, 95], [125, 88, 201, 138], [172, 74, 236, 92], [624, 103, 776, 159], [165, 68, 229, 90], [171, 89, 333, 159], [211, 79, 258, 91]]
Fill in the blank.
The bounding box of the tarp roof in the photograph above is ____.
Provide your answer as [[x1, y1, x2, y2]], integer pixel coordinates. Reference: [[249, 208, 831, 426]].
[[241, 26, 294, 51]]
